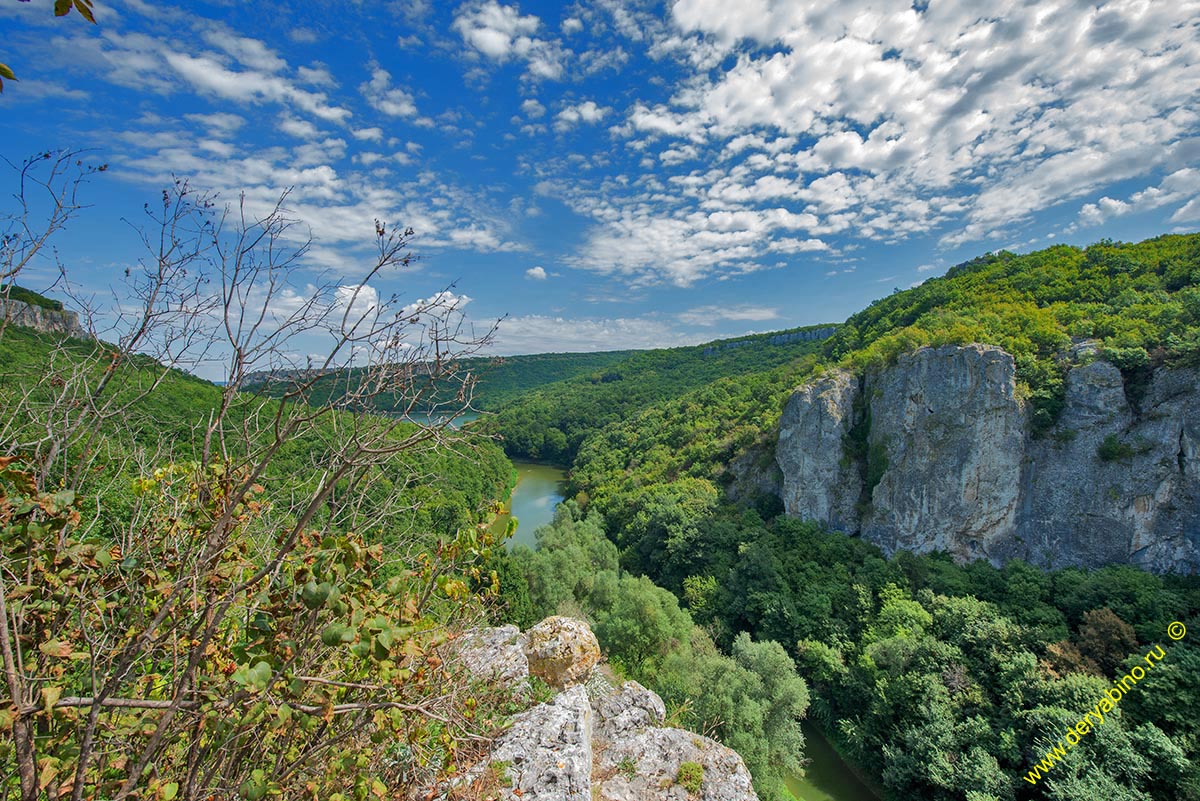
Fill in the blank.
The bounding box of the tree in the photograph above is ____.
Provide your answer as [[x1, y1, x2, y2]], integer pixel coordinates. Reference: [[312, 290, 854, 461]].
[[1077, 607, 1138, 676], [0, 157, 508, 800]]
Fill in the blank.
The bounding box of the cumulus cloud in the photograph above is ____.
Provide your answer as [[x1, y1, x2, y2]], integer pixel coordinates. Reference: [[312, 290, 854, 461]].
[[1073, 168, 1200, 230], [360, 66, 418, 117], [525, 266, 547, 280], [279, 114, 320, 139], [676, 304, 779, 326], [582, 0, 1200, 270], [521, 98, 546, 118], [487, 314, 702, 354], [554, 100, 610, 131], [452, 0, 567, 80]]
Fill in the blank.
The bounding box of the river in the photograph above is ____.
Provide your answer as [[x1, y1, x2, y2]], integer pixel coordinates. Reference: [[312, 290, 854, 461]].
[[786, 721, 882, 801], [496, 461, 879, 801], [492, 461, 568, 549]]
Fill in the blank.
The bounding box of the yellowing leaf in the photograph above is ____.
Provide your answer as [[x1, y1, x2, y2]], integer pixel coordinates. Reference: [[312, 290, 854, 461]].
[[39, 639, 72, 658], [75, 0, 97, 23], [41, 685, 63, 715]]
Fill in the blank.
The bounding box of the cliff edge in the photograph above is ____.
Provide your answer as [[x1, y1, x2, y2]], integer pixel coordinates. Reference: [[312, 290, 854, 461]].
[[776, 344, 1200, 573], [1, 296, 89, 339], [451, 616, 759, 801]]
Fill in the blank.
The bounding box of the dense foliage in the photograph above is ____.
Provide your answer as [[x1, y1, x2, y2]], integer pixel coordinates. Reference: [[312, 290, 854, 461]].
[[0, 324, 518, 800], [0, 326, 514, 545], [483, 325, 834, 464], [0, 455, 516, 800]]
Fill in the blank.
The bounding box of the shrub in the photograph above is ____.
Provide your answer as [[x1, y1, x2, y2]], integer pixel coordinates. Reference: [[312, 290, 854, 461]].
[[1097, 434, 1134, 462], [676, 761, 704, 794]]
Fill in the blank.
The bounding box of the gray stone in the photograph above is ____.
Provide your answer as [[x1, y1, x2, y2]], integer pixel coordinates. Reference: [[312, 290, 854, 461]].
[[1, 298, 88, 340], [596, 727, 757, 801], [453, 620, 759, 801], [863, 345, 1024, 563], [776, 368, 862, 532], [455, 624, 529, 689], [490, 685, 594, 801], [775, 343, 1200, 573], [592, 680, 665, 742], [524, 616, 600, 689]]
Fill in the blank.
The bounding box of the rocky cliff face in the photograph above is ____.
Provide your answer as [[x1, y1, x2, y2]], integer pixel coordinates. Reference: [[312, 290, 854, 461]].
[[776, 344, 1200, 573], [1, 298, 88, 339], [453, 616, 758, 801]]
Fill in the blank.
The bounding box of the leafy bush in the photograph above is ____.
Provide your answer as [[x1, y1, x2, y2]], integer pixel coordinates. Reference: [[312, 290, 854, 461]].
[[1097, 433, 1135, 462], [676, 761, 704, 794]]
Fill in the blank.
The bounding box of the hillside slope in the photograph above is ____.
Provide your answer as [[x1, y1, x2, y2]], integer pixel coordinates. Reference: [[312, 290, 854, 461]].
[[485, 324, 837, 464]]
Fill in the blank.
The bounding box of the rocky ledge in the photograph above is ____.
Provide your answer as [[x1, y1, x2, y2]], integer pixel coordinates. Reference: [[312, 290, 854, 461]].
[[452, 616, 758, 801], [1, 297, 88, 339]]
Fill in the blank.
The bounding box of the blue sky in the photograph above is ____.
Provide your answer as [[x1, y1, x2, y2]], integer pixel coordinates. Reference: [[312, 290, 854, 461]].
[[3, 0, 1199, 376]]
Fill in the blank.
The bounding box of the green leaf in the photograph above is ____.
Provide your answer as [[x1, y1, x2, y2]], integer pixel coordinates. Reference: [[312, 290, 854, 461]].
[[0, 63, 14, 81], [160, 782, 179, 801], [54, 0, 72, 17], [239, 770, 267, 801], [299, 580, 331, 609], [320, 623, 353, 647]]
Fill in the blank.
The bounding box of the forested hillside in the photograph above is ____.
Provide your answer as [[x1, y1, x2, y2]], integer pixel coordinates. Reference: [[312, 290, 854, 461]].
[[247, 349, 637, 415], [481, 324, 836, 464], [0, 326, 513, 542], [489, 234, 1200, 801]]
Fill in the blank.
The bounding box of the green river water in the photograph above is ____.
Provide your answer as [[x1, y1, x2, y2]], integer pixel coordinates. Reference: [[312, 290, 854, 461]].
[[495, 461, 880, 801]]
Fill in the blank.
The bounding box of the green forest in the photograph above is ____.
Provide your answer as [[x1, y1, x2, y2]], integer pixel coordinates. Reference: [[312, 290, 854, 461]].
[[480, 234, 1200, 801]]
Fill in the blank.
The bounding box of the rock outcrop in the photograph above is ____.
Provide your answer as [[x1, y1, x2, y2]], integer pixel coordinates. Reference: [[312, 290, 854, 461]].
[[453, 617, 758, 801], [776, 344, 1200, 573], [1, 298, 88, 339]]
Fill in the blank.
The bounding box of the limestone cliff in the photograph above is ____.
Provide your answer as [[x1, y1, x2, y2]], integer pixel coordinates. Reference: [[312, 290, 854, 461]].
[[453, 616, 758, 801], [1, 297, 89, 339], [776, 344, 1200, 573]]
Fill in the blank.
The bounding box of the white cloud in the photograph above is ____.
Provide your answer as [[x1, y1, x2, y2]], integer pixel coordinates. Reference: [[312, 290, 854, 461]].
[[554, 100, 610, 131], [677, 304, 778, 326], [297, 63, 336, 88], [185, 112, 245, 134], [488, 314, 701, 354], [525, 266, 547, 280], [562, 17, 583, 35], [361, 66, 418, 117], [288, 28, 319, 44], [585, 0, 1200, 260], [1072, 168, 1200, 230], [352, 127, 384, 142], [452, 0, 567, 80], [521, 98, 546, 118], [279, 115, 320, 139]]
